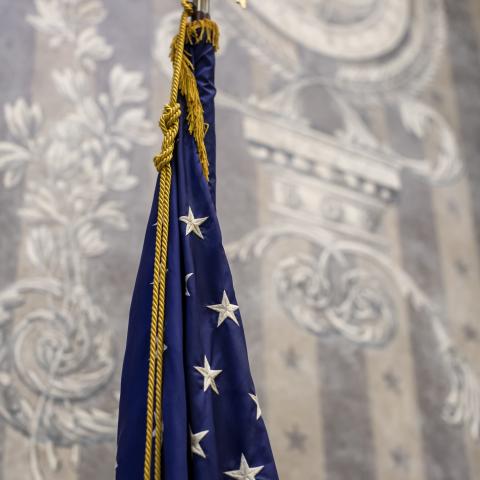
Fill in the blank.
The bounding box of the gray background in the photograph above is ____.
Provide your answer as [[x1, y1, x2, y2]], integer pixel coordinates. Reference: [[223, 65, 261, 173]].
[[0, 0, 480, 479]]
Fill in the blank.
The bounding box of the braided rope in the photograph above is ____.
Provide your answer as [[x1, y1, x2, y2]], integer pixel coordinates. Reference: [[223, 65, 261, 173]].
[[153, 104, 181, 172], [144, 2, 193, 479]]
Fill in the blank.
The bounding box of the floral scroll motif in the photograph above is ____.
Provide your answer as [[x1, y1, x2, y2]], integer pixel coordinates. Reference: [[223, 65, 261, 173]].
[[227, 225, 480, 440], [0, 0, 156, 478], [275, 252, 396, 346]]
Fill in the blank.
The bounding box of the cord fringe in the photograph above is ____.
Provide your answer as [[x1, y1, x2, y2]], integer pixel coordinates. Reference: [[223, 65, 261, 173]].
[[170, 19, 220, 181], [186, 18, 220, 51]]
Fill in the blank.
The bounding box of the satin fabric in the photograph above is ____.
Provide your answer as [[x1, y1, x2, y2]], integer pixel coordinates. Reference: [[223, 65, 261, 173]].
[[116, 35, 278, 480]]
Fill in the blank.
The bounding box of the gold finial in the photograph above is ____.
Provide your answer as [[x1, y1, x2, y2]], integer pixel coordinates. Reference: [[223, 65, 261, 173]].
[[235, 0, 247, 8]]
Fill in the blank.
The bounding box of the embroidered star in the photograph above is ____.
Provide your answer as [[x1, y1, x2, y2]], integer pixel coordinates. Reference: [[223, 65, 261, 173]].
[[179, 207, 208, 239], [224, 454, 264, 480], [150, 268, 168, 286], [249, 393, 262, 420], [207, 291, 240, 327], [154, 337, 167, 360], [194, 356, 222, 394], [185, 273, 194, 297], [190, 428, 209, 458]]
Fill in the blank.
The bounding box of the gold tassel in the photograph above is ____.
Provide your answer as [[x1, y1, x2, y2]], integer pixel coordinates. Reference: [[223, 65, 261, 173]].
[[186, 18, 220, 51], [169, 18, 220, 181]]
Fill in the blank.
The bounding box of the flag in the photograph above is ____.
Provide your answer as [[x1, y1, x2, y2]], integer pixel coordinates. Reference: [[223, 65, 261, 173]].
[[116, 4, 279, 480]]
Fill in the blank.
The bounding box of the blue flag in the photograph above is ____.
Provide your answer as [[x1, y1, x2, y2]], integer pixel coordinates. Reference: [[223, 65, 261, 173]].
[[116, 17, 279, 480]]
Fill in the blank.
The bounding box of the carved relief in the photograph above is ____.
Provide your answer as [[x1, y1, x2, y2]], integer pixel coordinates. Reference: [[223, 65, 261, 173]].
[[0, 1, 156, 478]]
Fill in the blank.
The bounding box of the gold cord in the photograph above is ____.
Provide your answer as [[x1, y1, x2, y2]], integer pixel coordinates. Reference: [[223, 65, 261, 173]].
[[145, 5, 219, 480], [145, 3, 193, 479]]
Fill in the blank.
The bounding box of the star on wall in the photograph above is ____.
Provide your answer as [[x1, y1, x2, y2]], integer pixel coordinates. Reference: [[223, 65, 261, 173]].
[[207, 291, 240, 327], [185, 273, 194, 297], [284, 346, 299, 369], [190, 428, 209, 458], [285, 426, 307, 452], [224, 454, 264, 480], [455, 258, 469, 276], [463, 324, 478, 342], [383, 370, 401, 394], [249, 393, 262, 420], [194, 356, 222, 394], [179, 207, 208, 239], [390, 446, 410, 471]]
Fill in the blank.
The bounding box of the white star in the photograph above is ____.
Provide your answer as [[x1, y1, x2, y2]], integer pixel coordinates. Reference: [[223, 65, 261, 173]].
[[150, 268, 168, 286], [207, 291, 240, 327], [249, 393, 262, 420], [152, 413, 163, 440], [155, 338, 168, 360], [179, 207, 208, 239], [224, 454, 264, 480], [194, 356, 222, 394], [190, 428, 209, 458], [185, 273, 194, 296]]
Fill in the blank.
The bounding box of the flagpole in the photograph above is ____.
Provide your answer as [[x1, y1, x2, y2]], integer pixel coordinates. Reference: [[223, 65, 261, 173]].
[[192, 0, 247, 17], [192, 0, 210, 19]]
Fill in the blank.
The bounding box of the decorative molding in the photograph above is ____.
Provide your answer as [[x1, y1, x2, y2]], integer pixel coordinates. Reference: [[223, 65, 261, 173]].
[[226, 226, 480, 440], [0, 0, 156, 478]]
